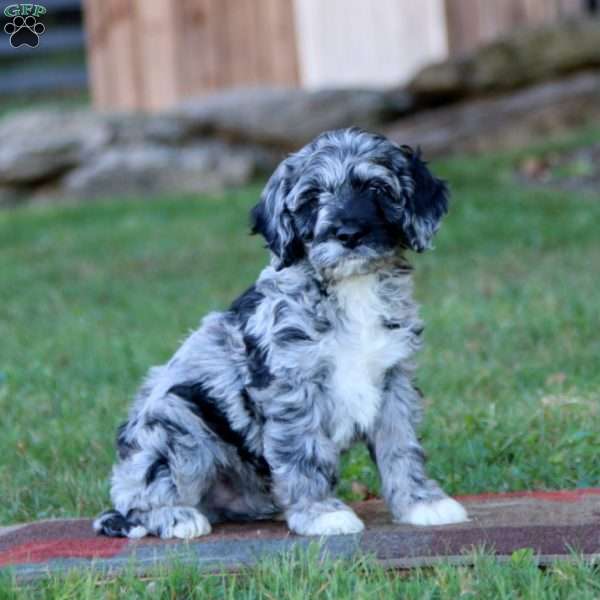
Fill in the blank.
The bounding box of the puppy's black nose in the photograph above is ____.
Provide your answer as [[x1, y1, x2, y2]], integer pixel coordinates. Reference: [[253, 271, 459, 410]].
[[334, 223, 364, 248]]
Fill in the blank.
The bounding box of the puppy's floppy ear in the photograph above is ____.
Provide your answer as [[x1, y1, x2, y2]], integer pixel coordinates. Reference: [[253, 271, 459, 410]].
[[250, 160, 304, 270], [398, 146, 449, 252]]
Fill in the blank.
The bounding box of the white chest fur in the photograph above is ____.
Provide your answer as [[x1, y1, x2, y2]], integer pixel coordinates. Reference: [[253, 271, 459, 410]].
[[326, 274, 406, 447]]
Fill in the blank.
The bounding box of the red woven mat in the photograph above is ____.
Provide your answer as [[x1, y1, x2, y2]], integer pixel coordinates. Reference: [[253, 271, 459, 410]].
[[1, 489, 599, 580]]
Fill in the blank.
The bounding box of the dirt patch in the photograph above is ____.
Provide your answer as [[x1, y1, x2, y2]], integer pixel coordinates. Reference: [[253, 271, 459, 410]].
[[516, 143, 600, 194]]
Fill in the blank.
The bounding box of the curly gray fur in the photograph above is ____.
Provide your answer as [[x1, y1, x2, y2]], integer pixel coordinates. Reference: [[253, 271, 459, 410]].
[[94, 128, 467, 539]]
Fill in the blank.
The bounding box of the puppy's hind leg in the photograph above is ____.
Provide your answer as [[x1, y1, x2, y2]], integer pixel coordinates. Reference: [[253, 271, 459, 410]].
[[95, 406, 221, 539], [94, 505, 212, 540], [95, 456, 215, 539]]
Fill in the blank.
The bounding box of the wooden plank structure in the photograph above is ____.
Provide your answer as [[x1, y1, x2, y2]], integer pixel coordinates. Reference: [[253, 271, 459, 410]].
[[83, 0, 592, 112], [83, 0, 299, 111], [293, 0, 448, 89]]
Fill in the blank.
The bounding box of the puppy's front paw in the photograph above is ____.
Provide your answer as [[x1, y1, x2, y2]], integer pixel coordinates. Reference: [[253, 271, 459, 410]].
[[289, 509, 365, 536], [400, 497, 468, 526]]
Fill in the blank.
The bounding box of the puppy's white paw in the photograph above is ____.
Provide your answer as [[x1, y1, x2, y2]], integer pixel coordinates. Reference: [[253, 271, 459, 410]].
[[170, 511, 212, 539], [401, 497, 468, 526], [293, 509, 365, 536], [127, 525, 148, 539]]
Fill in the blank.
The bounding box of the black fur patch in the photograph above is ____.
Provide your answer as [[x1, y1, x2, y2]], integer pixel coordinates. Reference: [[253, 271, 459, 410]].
[[168, 382, 270, 478], [410, 445, 427, 464], [250, 191, 306, 269], [229, 285, 274, 389], [273, 300, 288, 325], [241, 388, 265, 425], [243, 332, 274, 389], [145, 415, 189, 438], [366, 441, 377, 464], [402, 150, 449, 252], [96, 510, 130, 537], [411, 325, 424, 337], [274, 326, 312, 344], [230, 285, 264, 322], [271, 443, 337, 489], [145, 452, 170, 486]]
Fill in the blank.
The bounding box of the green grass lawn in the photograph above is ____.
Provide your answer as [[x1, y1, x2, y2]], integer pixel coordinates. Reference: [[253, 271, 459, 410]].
[[2, 548, 600, 599], [1, 128, 599, 596]]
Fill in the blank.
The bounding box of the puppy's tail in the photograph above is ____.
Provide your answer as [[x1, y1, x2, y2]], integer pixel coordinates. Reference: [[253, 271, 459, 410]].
[[93, 509, 148, 538]]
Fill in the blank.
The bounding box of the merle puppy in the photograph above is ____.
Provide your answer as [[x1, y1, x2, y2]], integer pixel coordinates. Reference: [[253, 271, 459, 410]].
[[95, 128, 468, 539]]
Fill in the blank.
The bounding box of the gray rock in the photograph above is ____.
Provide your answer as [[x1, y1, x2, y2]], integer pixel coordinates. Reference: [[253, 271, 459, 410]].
[[0, 110, 112, 184], [173, 87, 413, 150], [408, 19, 600, 102], [0, 86, 413, 204], [62, 141, 259, 199], [384, 71, 600, 157], [101, 113, 193, 146]]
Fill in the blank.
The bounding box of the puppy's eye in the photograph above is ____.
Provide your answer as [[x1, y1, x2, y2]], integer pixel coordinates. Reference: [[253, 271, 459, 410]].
[[369, 185, 388, 197], [297, 198, 317, 216]]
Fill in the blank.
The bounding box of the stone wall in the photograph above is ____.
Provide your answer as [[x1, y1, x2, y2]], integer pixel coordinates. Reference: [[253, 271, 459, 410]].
[[2, 19, 600, 205]]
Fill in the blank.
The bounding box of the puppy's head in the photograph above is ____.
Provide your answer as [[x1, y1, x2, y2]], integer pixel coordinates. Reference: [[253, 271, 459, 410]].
[[251, 128, 449, 277]]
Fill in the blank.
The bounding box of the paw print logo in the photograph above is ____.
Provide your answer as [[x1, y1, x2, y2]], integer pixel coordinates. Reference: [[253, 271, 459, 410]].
[[4, 15, 45, 48]]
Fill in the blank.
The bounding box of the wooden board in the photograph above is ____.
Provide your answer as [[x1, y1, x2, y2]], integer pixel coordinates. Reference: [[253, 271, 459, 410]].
[[292, 0, 448, 88], [84, 0, 299, 112]]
